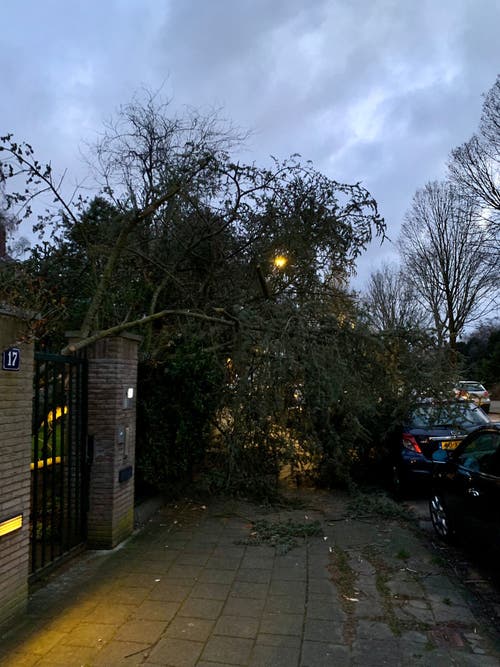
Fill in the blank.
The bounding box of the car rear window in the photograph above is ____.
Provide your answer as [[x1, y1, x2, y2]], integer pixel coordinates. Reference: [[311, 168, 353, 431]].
[[409, 403, 490, 429], [457, 433, 500, 474], [459, 382, 485, 392]]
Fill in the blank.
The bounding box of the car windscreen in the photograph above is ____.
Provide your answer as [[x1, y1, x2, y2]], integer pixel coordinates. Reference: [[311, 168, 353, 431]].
[[409, 403, 490, 429]]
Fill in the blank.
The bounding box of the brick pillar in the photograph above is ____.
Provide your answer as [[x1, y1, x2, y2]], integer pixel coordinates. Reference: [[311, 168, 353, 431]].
[[0, 309, 34, 630], [68, 333, 140, 549]]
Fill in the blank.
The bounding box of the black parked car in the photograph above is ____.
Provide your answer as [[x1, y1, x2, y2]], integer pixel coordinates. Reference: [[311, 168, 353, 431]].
[[389, 401, 490, 495], [429, 424, 500, 546]]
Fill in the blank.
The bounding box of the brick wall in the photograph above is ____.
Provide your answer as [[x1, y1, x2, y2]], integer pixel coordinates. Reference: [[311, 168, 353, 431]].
[[70, 334, 140, 548], [0, 324, 140, 631], [0, 310, 33, 630]]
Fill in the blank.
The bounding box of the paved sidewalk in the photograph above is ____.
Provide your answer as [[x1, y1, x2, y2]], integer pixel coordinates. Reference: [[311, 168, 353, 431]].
[[1, 490, 499, 666]]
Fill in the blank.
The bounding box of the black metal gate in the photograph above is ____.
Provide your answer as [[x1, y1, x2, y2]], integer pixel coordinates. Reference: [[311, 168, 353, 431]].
[[31, 351, 89, 577]]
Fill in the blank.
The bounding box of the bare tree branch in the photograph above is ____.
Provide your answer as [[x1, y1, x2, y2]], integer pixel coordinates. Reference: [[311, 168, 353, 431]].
[[399, 181, 498, 350]]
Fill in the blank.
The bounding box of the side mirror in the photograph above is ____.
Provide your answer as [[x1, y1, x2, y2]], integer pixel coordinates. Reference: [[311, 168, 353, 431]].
[[432, 449, 449, 463]]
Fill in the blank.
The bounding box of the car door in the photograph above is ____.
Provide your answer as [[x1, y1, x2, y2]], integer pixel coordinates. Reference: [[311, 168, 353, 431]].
[[451, 431, 500, 545]]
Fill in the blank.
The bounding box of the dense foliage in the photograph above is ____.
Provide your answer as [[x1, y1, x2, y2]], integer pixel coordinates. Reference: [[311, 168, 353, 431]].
[[135, 339, 224, 497], [1, 92, 460, 498]]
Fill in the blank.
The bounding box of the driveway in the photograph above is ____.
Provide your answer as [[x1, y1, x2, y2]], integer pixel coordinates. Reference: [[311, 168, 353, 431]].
[[1, 488, 499, 666]]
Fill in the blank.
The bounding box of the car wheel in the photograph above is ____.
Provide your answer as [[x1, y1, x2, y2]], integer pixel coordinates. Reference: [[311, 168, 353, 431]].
[[429, 493, 454, 542]]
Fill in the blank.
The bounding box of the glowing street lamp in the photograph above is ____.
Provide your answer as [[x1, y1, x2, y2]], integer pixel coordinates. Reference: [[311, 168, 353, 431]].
[[256, 253, 289, 299], [273, 254, 288, 269]]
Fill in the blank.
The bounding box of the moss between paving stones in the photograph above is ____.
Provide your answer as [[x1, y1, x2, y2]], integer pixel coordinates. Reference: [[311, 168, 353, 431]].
[[328, 546, 358, 645]]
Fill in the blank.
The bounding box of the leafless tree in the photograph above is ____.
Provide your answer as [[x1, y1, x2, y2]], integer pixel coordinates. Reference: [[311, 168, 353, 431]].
[[479, 76, 500, 157], [363, 263, 428, 332], [399, 181, 498, 350], [448, 76, 500, 240]]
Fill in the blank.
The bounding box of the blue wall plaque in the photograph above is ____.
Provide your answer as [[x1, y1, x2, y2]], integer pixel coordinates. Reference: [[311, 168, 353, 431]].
[[2, 347, 20, 371], [118, 465, 133, 483]]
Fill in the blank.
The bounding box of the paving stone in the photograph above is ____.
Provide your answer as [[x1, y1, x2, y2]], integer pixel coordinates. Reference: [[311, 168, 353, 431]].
[[248, 643, 300, 666], [430, 601, 476, 624], [145, 637, 203, 666], [13, 629, 69, 656], [125, 551, 179, 568], [230, 581, 269, 599], [448, 649, 500, 666], [106, 585, 151, 605], [61, 621, 118, 647], [420, 574, 460, 595], [167, 564, 204, 579], [240, 556, 275, 570], [206, 556, 244, 570], [265, 595, 305, 614], [387, 577, 425, 598], [399, 630, 429, 645], [114, 572, 162, 588], [134, 599, 180, 621], [34, 642, 99, 666], [304, 617, 343, 643], [148, 581, 193, 602], [179, 596, 225, 620], [201, 635, 254, 665], [236, 568, 273, 584], [214, 614, 260, 638], [307, 577, 337, 595], [350, 557, 376, 576], [197, 662, 241, 667], [0, 652, 42, 666], [198, 568, 236, 584], [308, 543, 333, 557], [260, 612, 303, 636], [223, 596, 266, 617], [400, 648, 467, 666], [241, 545, 276, 558], [92, 640, 151, 666], [31, 612, 81, 634], [356, 619, 396, 640], [191, 581, 231, 600], [306, 595, 345, 621], [354, 595, 386, 618], [83, 601, 133, 624], [164, 616, 214, 641], [300, 640, 351, 667], [175, 552, 210, 567], [351, 638, 403, 666], [427, 590, 469, 606], [307, 556, 330, 573], [114, 619, 166, 643], [274, 554, 307, 569], [272, 566, 307, 581], [182, 541, 217, 554], [212, 546, 246, 559], [394, 600, 435, 624], [256, 633, 301, 648], [268, 579, 306, 596]]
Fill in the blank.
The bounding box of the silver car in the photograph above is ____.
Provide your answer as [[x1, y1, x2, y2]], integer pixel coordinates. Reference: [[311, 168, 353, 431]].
[[454, 381, 491, 414]]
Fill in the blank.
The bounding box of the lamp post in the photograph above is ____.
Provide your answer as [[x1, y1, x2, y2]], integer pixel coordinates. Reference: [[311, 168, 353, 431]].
[[255, 254, 289, 299]]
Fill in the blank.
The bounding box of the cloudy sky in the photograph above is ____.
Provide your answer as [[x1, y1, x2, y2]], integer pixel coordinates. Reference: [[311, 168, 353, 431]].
[[2, 0, 499, 289]]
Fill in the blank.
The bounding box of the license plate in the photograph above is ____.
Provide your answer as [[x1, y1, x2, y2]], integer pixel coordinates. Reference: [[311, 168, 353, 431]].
[[442, 440, 461, 450]]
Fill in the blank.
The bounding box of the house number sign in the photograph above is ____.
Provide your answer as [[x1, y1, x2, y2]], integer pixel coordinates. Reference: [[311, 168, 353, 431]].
[[2, 347, 20, 371]]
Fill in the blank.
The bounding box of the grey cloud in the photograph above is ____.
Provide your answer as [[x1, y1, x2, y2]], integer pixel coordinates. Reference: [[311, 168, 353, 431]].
[[1, 0, 499, 287]]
